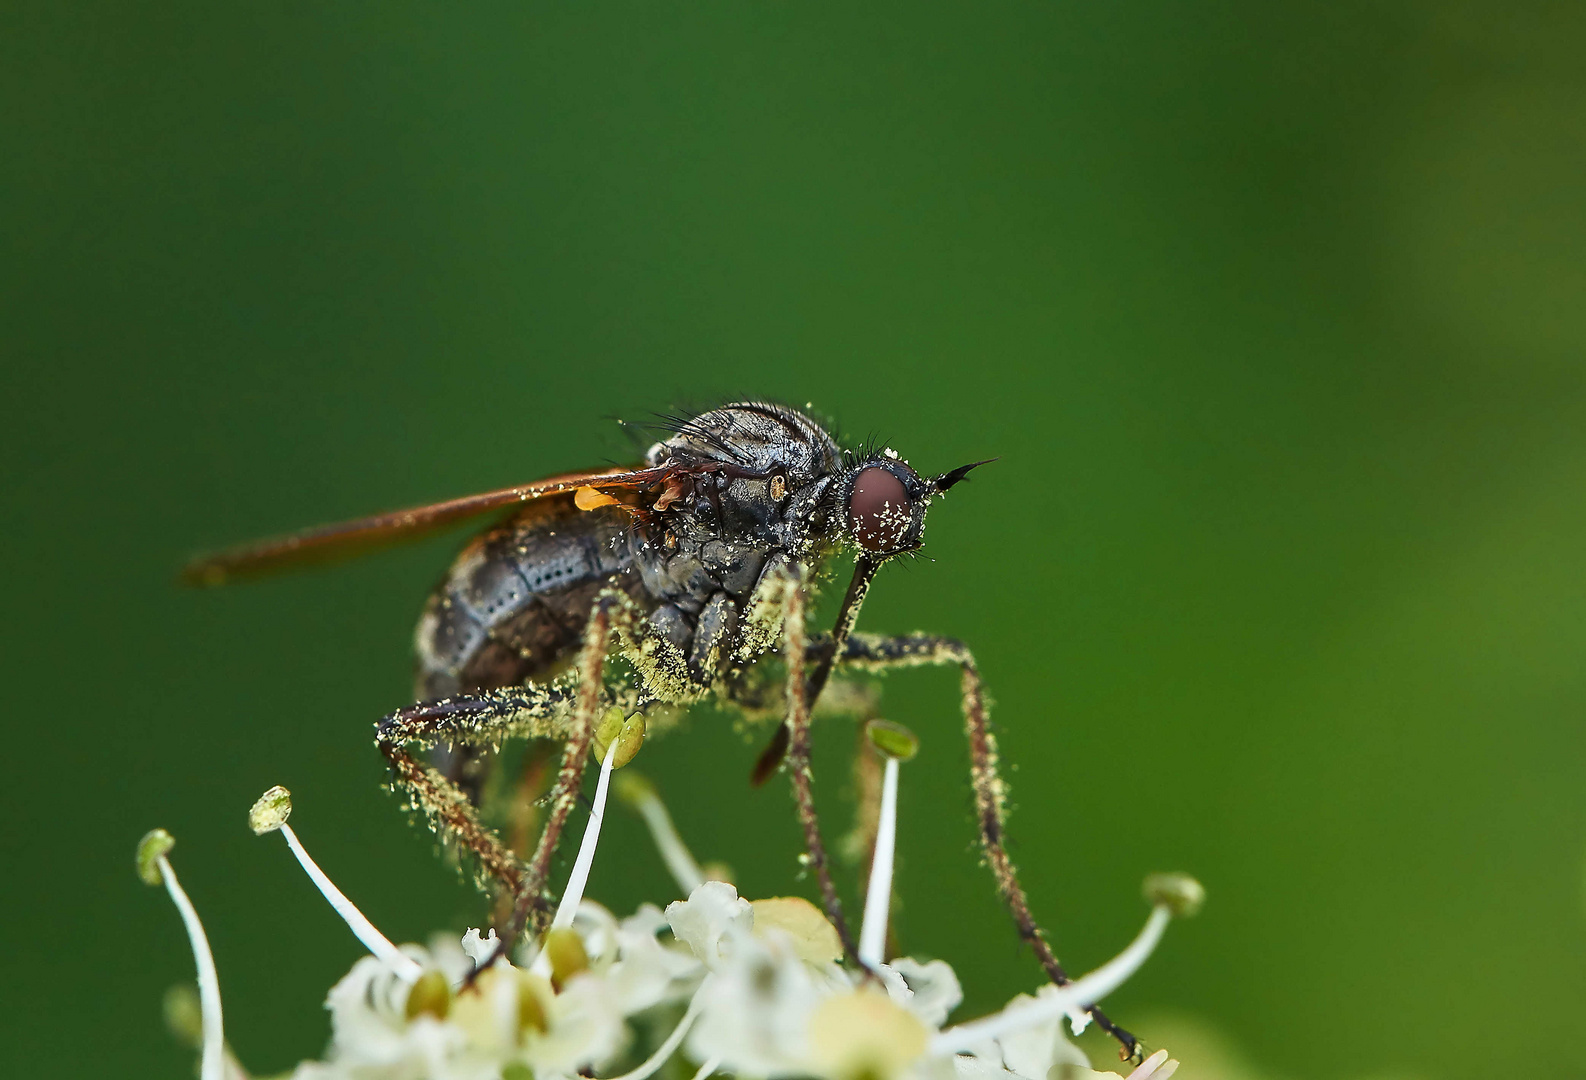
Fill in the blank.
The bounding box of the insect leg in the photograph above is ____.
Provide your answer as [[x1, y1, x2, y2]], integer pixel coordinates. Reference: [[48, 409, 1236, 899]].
[[837, 631, 1142, 1063], [376, 684, 577, 899], [476, 590, 622, 972], [778, 569, 863, 965], [496, 740, 559, 929]]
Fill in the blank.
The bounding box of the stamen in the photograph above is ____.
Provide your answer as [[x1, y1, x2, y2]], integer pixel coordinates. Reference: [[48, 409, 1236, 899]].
[[248, 786, 422, 982], [614, 772, 705, 895], [859, 720, 917, 966], [929, 892, 1185, 1055], [137, 830, 224, 1080], [598, 984, 706, 1080], [532, 740, 619, 977]]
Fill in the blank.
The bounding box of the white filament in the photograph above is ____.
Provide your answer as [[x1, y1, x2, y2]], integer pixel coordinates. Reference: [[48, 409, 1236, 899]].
[[632, 785, 705, 895], [857, 755, 900, 966], [532, 740, 619, 977], [279, 824, 422, 982], [599, 985, 705, 1080], [929, 904, 1172, 1055], [687, 1056, 723, 1080], [157, 857, 224, 1080]]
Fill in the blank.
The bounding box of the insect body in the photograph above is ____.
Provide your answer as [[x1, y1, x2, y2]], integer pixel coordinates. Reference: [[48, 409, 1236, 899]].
[[185, 401, 1139, 1059], [418, 404, 842, 705]]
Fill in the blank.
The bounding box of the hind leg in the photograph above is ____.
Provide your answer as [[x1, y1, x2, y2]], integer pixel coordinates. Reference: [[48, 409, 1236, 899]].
[[836, 631, 1141, 1062], [378, 591, 625, 955], [501, 595, 619, 943], [378, 682, 576, 900]]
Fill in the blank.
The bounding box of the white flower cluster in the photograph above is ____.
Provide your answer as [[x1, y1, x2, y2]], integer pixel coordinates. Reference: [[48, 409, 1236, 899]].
[[139, 726, 1198, 1080], [291, 882, 1164, 1080]]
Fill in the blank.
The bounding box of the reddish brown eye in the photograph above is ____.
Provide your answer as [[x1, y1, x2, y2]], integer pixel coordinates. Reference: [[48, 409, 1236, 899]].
[[850, 467, 911, 552]]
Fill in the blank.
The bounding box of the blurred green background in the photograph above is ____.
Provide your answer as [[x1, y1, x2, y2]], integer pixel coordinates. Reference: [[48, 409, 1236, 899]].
[[4, 3, 1585, 1078]]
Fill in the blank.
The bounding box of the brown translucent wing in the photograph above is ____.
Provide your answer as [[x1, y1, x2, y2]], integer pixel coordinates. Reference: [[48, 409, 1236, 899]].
[[182, 466, 663, 586]]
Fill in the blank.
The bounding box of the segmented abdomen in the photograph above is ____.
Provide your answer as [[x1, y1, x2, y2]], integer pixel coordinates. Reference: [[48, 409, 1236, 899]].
[[413, 503, 638, 699]]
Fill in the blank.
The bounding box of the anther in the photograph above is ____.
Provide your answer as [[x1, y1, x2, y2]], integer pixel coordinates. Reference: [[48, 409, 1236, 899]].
[[136, 828, 174, 886], [1142, 873, 1205, 919], [516, 969, 550, 1033], [247, 785, 292, 835], [864, 719, 919, 762], [404, 968, 452, 1021], [591, 706, 646, 770], [541, 927, 589, 991]]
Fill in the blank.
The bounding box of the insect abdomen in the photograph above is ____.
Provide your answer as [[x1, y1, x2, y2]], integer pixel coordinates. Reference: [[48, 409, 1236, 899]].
[[414, 504, 637, 699]]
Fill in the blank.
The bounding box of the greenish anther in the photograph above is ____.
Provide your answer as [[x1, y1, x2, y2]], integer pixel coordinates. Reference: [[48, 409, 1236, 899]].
[[1143, 872, 1205, 918], [864, 719, 919, 762], [516, 970, 548, 1033], [404, 968, 451, 1022], [591, 706, 646, 769], [248, 785, 293, 835], [542, 926, 589, 991], [137, 828, 175, 886]]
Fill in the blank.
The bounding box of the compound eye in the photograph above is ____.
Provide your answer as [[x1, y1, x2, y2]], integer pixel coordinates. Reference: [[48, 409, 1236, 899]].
[[850, 467, 912, 552]]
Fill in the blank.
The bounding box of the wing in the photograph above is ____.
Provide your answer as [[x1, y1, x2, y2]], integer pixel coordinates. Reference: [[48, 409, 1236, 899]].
[[182, 466, 666, 586]]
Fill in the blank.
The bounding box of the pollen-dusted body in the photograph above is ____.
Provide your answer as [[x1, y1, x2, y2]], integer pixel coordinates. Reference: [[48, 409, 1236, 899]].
[[183, 400, 1142, 1059]]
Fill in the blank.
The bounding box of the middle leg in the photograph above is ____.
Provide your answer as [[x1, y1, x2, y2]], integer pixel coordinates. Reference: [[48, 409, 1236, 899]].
[[778, 569, 863, 965], [377, 590, 623, 961]]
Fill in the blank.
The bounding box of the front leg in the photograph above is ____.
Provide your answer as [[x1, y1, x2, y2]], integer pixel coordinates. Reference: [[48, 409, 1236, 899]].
[[838, 631, 1142, 1063]]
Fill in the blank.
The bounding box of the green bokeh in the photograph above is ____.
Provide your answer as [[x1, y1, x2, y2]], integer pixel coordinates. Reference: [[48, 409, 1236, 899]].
[[4, 4, 1585, 1079]]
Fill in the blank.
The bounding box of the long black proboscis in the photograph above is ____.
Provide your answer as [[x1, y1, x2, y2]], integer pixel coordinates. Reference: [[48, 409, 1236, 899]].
[[933, 457, 997, 493]]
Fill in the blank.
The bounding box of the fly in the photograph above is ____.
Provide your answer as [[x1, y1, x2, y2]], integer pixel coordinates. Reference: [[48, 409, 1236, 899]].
[[184, 400, 1139, 1059]]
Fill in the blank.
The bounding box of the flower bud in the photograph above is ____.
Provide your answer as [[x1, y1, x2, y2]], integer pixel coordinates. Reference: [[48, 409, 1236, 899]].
[[591, 706, 645, 769], [248, 785, 293, 835], [1143, 872, 1205, 918], [404, 968, 451, 1021], [864, 719, 919, 762], [137, 829, 175, 886]]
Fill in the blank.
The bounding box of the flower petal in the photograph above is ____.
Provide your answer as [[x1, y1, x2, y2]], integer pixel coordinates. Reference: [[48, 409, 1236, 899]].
[[666, 882, 754, 967], [751, 897, 844, 965]]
